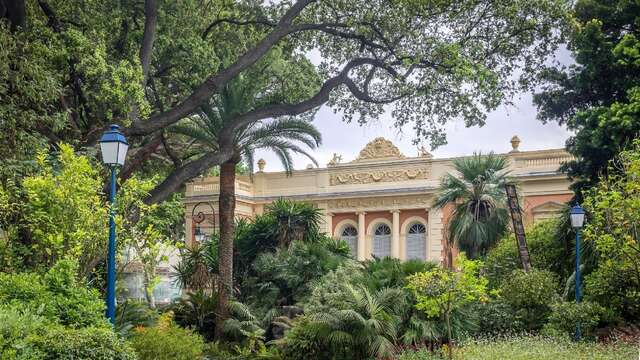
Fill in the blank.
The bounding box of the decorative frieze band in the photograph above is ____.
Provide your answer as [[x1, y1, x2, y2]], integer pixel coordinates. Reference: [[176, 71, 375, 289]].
[[330, 167, 430, 185], [328, 195, 433, 211]]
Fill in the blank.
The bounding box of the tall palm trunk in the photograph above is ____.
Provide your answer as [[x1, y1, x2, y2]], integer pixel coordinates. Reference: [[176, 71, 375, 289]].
[[214, 159, 236, 338]]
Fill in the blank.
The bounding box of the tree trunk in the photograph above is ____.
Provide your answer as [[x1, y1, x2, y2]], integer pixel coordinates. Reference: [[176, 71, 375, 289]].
[[214, 159, 237, 339], [446, 311, 453, 360], [143, 269, 157, 309], [1, 0, 26, 31]]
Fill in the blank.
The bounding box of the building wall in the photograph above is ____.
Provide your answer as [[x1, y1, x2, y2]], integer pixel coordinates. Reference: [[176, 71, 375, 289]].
[[183, 137, 573, 264]]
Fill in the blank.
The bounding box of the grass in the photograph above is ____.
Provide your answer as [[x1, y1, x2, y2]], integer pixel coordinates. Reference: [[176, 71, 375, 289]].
[[397, 336, 639, 360]]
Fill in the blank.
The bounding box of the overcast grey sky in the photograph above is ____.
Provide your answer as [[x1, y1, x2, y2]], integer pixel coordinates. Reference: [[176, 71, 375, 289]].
[[254, 48, 573, 172]]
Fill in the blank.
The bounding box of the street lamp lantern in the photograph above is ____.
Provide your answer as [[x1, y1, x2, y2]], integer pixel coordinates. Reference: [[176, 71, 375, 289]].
[[99, 124, 129, 166], [569, 203, 586, 341], [194, 224, 206, 243], [569, 205, 585, 229], [99, 124, 128, 326]]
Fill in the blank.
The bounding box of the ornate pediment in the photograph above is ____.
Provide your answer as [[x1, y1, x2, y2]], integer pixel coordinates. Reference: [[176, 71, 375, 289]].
[[353, 138, 405, 162]]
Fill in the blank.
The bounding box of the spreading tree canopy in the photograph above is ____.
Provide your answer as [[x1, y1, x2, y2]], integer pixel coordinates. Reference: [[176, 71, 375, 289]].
[[1, 0, 569, 202], [534, 0, 640, 197]]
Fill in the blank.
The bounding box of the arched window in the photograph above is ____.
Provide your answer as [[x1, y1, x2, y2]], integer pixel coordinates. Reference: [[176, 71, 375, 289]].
[[340, 225, 358, 256], [372, 224, 391, 258], [406, 223, 426, 260]]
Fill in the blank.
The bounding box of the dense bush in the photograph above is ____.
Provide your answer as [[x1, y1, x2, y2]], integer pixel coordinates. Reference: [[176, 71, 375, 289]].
[[470, 299, 522, 336], [241, 237, 348, 316], [499, 269, 558, 331], [130, 312, 204, 360], [542, 301, 604, 339], [484, 220, 572, 289], [0, 307, 136, 360], [582, 141, 640, 323], [0, 259, 106, 328]]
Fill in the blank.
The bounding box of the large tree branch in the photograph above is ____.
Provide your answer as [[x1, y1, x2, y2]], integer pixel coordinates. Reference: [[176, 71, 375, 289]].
[[140, 0, 158, 85], [218, 57, 403, 140], [202, 18, 277, 40], [128, 0, 317, 137], [145, 150, 233, 204], [118, 133, 163, 182]]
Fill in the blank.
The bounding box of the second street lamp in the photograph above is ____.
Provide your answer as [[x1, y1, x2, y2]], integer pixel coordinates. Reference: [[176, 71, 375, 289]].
[[99, 124, 128, 325], [569, 204, 586, 341]]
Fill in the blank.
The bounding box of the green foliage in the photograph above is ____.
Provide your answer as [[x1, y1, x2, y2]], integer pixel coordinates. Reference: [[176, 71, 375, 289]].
[[280, 285, 403, 360], [0, 306, 136, 360], [484, 219, 572, 288], [434, 153, 511, 258], [0, 259, 106, 328], [204, 340, 282, 360], [470, 299, 523, 336], [172, 290, 218, 341], [242, 237, 348, 316], [534, 0, 640, 196], [397, 336, 637, 360], [0, 144, 108, 274], [267, 199, 324, 246], [407, 255, 490, 319], [130, 312, 204, 360], [406, 254, 489, 359], [582, 140, 640, 322], [115, 300, 159, 337], [499, 269, 558, 330], [542, 301, 604, 339], [362, 257, 438, 290], [119, 177, 184, 307]]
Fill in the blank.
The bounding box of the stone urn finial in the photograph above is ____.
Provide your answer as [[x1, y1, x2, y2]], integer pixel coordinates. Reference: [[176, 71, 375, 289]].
[[257, 158, 266, 172], [510, 135, 521, 153]]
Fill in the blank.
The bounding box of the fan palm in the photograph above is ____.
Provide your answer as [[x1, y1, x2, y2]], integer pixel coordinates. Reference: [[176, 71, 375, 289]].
[[306, 285, 400, 360], [266, 198, 323, 247], [434, 152, 511, 259], [171, 77, 321, 338]]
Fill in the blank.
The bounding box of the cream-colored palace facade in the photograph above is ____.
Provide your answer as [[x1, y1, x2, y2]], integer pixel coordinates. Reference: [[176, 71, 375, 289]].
[[184, 137, 573, 263]]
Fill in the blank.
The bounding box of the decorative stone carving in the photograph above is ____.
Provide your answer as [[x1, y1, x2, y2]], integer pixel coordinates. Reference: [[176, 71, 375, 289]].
[[418, 146, 433, 158], [330, 167, 430, 185], [353, 137, 405, 162], [328, 195, 432, 211], [327, 153, 343, 166], [510, 135, 521, 153]]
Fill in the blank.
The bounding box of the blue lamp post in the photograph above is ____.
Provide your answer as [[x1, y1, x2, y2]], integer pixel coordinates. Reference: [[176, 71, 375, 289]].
[[99, 125, 128, 325], [569, 204, 586, 340]]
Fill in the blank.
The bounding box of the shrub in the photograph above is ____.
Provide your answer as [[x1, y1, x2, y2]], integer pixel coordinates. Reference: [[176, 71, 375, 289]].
[[242, 239, 347, 315], [0, 306, 136, 360], [31, 326, 137, 360], [130, 312, 204, 360], [484, 220, 571, 289], [0, 259, 106, 328], [499, 269, 558, 330], [362, 257, 437, 290], [542, 301, 605, 339], [470, 299, 523, 336]]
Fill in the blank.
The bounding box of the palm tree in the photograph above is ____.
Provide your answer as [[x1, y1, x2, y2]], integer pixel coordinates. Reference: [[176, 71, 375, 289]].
[[171, 80, 321, 338], [305, 285, 400, 359], [266, 199, 323, 247], [434, 152, 511, 260]]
